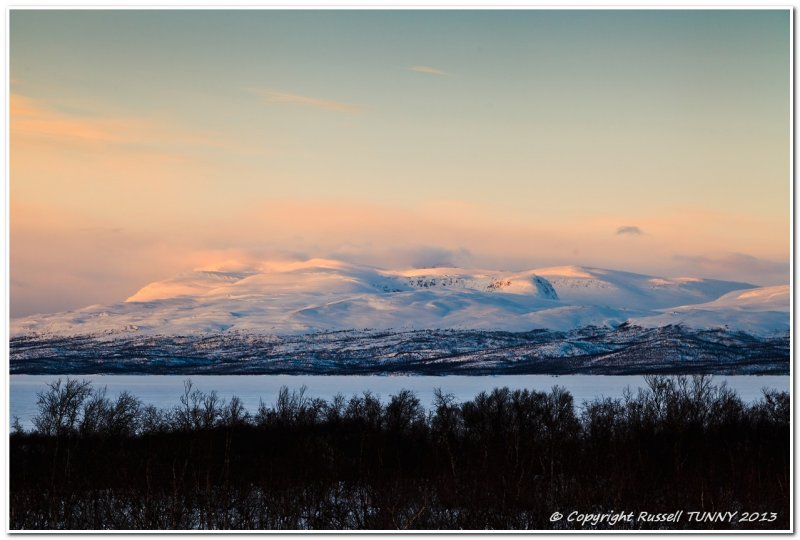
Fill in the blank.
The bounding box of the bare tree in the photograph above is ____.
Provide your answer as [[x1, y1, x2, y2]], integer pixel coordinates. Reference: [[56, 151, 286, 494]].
[[33, 378, 93, 436]]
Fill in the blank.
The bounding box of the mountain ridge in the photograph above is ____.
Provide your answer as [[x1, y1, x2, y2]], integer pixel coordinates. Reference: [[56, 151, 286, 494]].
[[11, 259, 788, 338]]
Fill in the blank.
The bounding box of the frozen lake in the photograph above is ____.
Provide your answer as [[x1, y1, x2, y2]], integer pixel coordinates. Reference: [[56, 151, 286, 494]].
[[10, 374, 789, 429]]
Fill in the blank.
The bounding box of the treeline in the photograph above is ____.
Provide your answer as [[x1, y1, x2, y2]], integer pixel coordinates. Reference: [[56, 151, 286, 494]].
[[10, 376, 789, 530]]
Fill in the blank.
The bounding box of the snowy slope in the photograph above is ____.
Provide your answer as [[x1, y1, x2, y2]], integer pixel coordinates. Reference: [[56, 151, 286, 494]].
[[11, 259, 785, 337], [630, 285, 789, 335], [532, 265, 755, 310]]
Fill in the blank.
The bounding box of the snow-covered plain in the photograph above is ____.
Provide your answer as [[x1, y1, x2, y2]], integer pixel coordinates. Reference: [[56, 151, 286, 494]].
[[10, 258, 789, 337]]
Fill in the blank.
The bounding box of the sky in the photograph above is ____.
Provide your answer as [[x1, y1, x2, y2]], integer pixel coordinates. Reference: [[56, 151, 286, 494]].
[[9, 9, 790, 317]]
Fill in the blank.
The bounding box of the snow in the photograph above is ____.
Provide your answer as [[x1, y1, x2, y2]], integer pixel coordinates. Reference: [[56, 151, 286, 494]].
[[11, 259, 788, 337], [695, 285, 789, 311], [630, 285, 790, 335]]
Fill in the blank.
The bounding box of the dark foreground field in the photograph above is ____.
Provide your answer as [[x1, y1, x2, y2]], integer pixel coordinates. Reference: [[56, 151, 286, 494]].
[[10, 376, 789, 530]]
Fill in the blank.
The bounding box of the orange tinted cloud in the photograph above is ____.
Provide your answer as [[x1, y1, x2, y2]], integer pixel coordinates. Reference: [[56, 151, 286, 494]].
[[408, 65, 449, 76], [10, 93, 224, 148], [10, 93, 245, 224], [192, 199, 786, 272], [11, 94, 132, 143], [253, 89, 363, 113]]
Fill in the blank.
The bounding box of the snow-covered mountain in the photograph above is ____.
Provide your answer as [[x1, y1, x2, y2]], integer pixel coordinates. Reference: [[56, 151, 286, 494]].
[[11, 258, 788, 337]]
